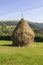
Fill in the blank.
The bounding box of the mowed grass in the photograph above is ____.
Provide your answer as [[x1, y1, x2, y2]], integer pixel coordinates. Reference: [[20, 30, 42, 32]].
[[0, 41, 43, 65]]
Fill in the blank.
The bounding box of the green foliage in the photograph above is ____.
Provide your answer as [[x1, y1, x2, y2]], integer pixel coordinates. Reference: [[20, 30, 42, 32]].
[[0, 25, 16, 36]]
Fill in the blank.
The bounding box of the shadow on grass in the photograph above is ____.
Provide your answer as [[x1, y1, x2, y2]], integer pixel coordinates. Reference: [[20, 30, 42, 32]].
[[0, 44, 23, 47], [0, 44, 15, 47], [0, 44, 21, 47]]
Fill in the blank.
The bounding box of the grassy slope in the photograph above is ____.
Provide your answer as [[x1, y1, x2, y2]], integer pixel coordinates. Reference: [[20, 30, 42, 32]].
[[0, 41, 43, 65]]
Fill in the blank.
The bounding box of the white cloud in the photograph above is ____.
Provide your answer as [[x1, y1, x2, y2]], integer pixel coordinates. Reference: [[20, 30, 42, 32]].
[[0, 12, 22, 20], [0, 7, 43, 23], [24, 7, 43, 23]]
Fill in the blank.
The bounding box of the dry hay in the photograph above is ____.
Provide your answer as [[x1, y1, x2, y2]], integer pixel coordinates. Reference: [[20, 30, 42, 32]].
[[11, 18, 35, 47]]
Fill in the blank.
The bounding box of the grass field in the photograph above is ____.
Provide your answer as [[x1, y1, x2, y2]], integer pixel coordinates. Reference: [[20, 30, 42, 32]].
[[0, 40, 43, 65]]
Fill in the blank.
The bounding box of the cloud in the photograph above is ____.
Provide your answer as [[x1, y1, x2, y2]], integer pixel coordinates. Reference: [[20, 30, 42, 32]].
[[0, 12, 22, 20], [0, 7, 43, 23], [24, 7, 43, 23]]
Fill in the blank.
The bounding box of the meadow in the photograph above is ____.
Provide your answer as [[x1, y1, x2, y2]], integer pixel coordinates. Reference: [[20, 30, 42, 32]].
[[0, 40, 43, 65], [0, 24, 43, 65]]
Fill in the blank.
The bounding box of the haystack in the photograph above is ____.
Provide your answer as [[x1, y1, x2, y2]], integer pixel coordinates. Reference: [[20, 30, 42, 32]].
[[12, 18, 35, 47]]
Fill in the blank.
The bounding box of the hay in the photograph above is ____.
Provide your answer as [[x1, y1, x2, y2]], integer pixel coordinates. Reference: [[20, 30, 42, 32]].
[[12, 18, 35, 47]]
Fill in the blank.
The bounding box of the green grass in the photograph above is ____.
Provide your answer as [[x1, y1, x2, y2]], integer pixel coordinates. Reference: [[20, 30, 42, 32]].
[[0, 41, 43, 65]]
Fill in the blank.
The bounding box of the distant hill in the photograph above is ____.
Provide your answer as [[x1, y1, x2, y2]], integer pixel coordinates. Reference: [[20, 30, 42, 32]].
[[0, 21, 19, 25], [0, 20, 43, 29], [28, 22, 43, 29]]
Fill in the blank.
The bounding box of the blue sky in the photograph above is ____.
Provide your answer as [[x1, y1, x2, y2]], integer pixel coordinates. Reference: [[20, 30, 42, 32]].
[[0, 0, 43, 23]]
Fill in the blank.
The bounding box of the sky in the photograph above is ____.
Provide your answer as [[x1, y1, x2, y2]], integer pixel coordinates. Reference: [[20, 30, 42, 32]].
[[0, 0, 43, 23]]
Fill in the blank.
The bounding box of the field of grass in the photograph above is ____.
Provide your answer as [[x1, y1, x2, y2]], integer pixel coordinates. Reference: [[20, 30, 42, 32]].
[[0, 40, 43, 65]]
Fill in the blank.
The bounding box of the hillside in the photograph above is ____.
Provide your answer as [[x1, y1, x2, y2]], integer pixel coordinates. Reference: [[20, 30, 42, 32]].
[[0, 20, 43, 41], [0, 20, 43, 29]]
